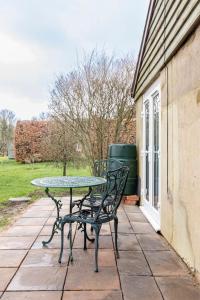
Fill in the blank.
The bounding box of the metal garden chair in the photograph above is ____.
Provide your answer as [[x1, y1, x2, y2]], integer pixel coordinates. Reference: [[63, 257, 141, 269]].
[[59, 165, 129, 272], [72, 158, 123, 210]]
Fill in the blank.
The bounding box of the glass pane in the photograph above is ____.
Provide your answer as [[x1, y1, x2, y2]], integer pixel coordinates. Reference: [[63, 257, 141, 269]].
[[153, 94, 159, 210], [145, 101, 149, 201]]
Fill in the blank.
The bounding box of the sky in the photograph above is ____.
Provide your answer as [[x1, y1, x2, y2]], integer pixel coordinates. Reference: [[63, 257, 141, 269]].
[[0, 0, 149, 120]]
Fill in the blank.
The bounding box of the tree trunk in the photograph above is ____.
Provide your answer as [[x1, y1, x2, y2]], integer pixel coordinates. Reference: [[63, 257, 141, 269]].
[[63, 160, 67, 176]]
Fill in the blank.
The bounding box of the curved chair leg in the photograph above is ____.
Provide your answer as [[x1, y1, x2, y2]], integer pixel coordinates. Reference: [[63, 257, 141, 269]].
[[69, 223, 73, 263], [114, 217, 119, 258], [83, 223, 87, 250], [85, 229, 95, 243], [93, 224, 101, 272], [91, 211, 94, 233], [59, 222, 64, 263]]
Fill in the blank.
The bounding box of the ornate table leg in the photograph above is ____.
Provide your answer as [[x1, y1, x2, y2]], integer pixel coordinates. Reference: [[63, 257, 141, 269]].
[[77, 187, 95, 243], [42, 187, 63, 246]]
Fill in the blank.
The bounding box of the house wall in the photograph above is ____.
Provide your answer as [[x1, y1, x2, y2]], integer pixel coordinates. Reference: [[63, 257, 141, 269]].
[[134, 0, 200, 100], [136, 24, 200, 280]]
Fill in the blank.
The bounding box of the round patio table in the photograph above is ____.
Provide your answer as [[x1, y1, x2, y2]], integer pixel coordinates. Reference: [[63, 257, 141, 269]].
[[31, 176, 106, 246]]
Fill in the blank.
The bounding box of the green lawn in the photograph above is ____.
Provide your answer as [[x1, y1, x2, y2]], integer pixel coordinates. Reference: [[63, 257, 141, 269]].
[[0, 158, 90, 203]]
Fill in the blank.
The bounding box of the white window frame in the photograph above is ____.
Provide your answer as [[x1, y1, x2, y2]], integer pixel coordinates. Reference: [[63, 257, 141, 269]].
[[140, 80, 161, 231]]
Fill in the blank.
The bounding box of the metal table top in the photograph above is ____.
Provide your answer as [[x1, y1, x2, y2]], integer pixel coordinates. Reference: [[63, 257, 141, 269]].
[[31, 176, 106, 189]]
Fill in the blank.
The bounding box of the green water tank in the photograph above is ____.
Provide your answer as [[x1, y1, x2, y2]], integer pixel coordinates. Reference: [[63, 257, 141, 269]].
[[108, 144, 137, 195]]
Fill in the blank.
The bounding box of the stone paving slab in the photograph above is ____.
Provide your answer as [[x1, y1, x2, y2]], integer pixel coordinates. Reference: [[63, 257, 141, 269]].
[[51, 209, 70, 217], [116, 211, 130, 223], [156, 276, 200, 300], [114, 233, 141, 251], [62, 291, 123, 300], [73, 231, 113, 249], [0, 197, 200, 300], [145, 250, 189, 276], [131, 221, 155, 233], [120, 275, 163, 300], [71, 223, 111, 236], [39, 225, 62, 236], [126, 212, 148, 222], [64, 266, 120, 290], [32, 198, 56, 205], [0, 250, 27, 267], [7, 266, 67, 291], [14, 217, 47, 226], [31, 235, 69, 250], [21, 210, 52, 218], [0, 236, 35, 250], [136, 233, 170, 251], [39, 224, 76, 237], [0, 268, 17, 292], [117, 251, 152, 275], [110, 222, 134, 233], [46, 217, 59, 225], [70, 249, 116, 267], [98, 223, 111, 235], [21, 249, 69, 267], [25, 205, 55, 212], [0, 225, 43, 237], [1, 291, 62, 300]]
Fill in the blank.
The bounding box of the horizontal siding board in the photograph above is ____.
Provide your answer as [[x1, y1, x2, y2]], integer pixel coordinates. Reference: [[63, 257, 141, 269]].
[[131, 0, 156, 97], [150, 0, 163, 24], [137, 37, 165, 86], [135, 0, 199, 95], [164, 1, 200, 60], [142, 0, 179, 65], [146, 0, 165, 37], [164, 0, 199, 45], [138, 0, 190, 82], [135, 5, 200, 100], [145, 0, 169, 47], [134, 57, 164, 100], [135, 46, 165, 97]]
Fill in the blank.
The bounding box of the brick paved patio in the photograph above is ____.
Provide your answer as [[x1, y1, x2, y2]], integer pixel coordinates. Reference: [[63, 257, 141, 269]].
[[0, 197, 200, 300]]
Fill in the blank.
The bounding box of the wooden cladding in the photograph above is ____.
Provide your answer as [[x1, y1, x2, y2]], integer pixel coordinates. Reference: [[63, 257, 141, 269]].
[[133, 0, 200, 99]]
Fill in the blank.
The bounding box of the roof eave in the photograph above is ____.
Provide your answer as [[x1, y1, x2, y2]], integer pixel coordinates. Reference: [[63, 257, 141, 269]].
[[131, 0, 156, 99]]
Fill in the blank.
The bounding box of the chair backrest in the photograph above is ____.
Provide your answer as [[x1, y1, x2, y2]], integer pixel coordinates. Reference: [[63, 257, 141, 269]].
[[92, 159, 123, 194], [93, 158, 122, 177], [96, 165, 129, 219]]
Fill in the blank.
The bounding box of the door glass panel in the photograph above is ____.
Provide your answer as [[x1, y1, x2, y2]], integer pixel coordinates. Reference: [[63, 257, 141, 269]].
[[145, 101, 149, 201], [153, 93, 159, 210]]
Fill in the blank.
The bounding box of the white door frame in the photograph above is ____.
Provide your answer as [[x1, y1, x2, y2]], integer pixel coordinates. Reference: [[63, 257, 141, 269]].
[[140, 81, 161, 231]]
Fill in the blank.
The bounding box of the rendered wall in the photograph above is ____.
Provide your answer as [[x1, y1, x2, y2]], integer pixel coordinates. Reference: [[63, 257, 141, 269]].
[[136, 25, 200, 280], [160, 24, 200, 280]]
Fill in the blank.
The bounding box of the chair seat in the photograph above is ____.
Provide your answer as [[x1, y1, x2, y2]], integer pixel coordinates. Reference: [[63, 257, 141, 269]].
[[83, 195, 114, 208], [62, 209, 114, 225], [73, 195, 114, 209]]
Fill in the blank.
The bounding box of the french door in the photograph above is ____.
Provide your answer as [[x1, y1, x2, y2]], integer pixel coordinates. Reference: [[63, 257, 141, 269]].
[[141, 85, 160, 230]]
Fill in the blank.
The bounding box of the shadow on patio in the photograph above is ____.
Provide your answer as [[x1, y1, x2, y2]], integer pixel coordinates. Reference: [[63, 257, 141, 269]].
[[0, 197, 200, 300]]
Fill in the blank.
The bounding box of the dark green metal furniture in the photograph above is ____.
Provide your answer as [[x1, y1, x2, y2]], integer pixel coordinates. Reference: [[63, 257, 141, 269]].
[[31, 176, 106, 246], [72, 158, 123, 210], [59, 166, 129, 272]]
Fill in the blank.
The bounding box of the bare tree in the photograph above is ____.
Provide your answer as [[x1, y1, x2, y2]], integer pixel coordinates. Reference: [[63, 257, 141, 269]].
[[31, 112, 49, 121], [41, 119, 78, 176], [0, 109, 15, 156], [49, 50, 136, 167]]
